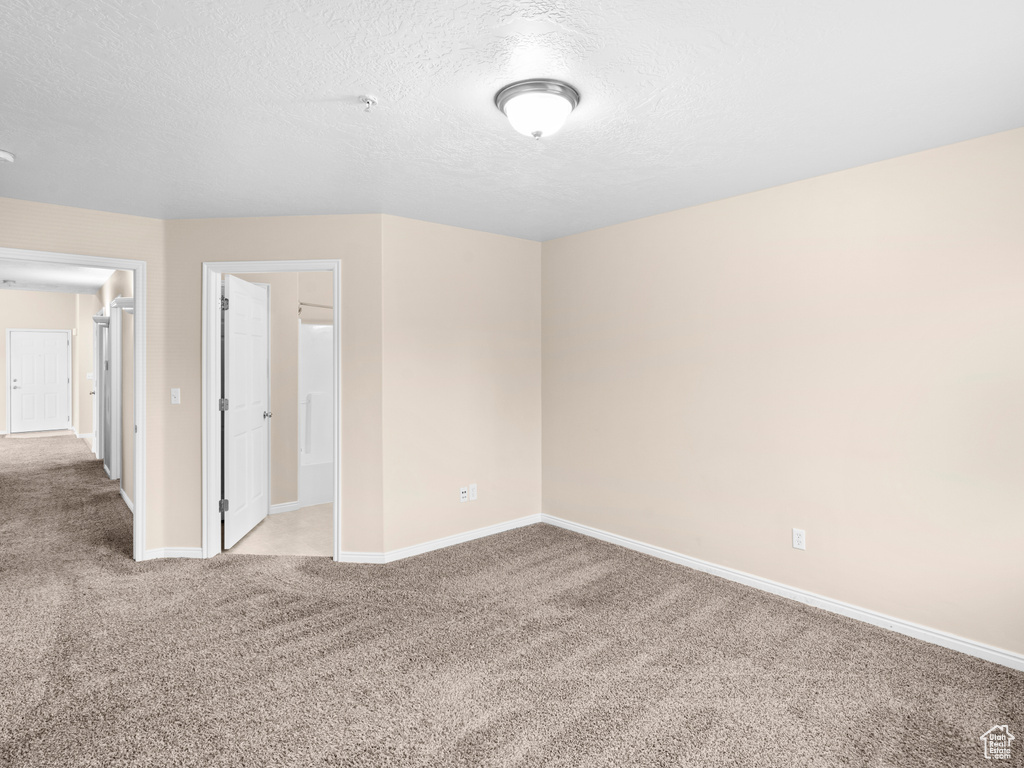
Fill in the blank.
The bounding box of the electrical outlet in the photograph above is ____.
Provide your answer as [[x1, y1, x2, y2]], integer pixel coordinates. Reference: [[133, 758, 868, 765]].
[[170, 388, 181, 405], [792, 528, 806, 550], [469, 483, 477, 501], [459, 487, 468, 503]]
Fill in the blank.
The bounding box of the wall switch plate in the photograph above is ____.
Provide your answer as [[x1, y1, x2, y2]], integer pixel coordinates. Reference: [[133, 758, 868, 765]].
[[469, 483, 477, 501], [792, 528, 806, 550], [170, 388, 181, 405], [86, 372, 94, 380], [459, 487, 468, 503]]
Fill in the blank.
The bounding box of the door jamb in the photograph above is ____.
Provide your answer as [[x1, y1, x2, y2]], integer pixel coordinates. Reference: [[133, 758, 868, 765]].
[[92, 315, 107, 460], [5, 328, 72, 434], [201, 260, 342, 561], [0, 247, 147, 562], [107, 297, 126, 481]]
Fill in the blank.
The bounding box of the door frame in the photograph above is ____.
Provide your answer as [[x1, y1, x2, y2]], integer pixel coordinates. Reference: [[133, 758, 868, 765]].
[[92, 313, 111, 470], [0, 246, 147, 562], [5, 328, 73, 434], [201, 260, 341, 561]]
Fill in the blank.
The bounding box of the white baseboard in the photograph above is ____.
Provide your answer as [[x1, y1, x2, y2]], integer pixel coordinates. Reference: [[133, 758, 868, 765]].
[[143, 547, 204, 560], [384, 513, 542, 563], [541, 514, 1024, 672], [75, 431, 93, 440], [336, 551, 387, 564], [270, 501, 301, 515], [120, 487, 134, 515], [336, 513, 543, 565]]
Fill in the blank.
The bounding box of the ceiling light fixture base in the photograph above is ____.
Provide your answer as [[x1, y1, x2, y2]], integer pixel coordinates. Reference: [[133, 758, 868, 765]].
[[495, 79, 580, 139]]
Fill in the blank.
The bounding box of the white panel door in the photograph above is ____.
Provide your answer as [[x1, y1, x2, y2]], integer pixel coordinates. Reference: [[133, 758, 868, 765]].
[[222, 276, 270, 549], [9, 330, 71, 433]]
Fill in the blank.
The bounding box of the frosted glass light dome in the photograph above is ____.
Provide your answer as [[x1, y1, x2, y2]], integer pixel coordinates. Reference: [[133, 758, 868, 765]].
[[495, 80, 580, 139]]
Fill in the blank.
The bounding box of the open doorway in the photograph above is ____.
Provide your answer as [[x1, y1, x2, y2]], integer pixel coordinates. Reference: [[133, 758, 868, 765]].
[[201, 261, 340, 561], [0, 247, 147, 561]]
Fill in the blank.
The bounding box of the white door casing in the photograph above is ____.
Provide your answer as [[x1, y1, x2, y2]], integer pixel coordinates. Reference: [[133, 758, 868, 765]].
[[100, 322, 113, 477], [222, 275, 271, 549], [108, 301, 124, 482], [201, 259, 340, 561], [7, 330, 71, 433]]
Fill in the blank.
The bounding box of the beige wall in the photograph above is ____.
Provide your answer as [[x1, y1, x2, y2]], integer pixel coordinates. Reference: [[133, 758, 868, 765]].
[[0, 290, 78, 433], [298, 271, 334, 324], [229, 272, 300, 506], [381, 215, 542, 551], [542, 127, 1024, 655], [166, 216, 383, 552]]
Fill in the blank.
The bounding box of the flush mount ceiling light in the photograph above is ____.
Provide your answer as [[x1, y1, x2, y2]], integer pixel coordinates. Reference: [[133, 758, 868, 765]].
[[495, 79, 580, 139]]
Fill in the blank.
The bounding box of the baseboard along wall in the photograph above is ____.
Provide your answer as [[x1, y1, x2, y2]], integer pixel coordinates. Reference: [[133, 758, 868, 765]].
[[270, 501, 302, 515], [120, 488, 134, 515], [337, 513, 543, 565], [539, 514, 1024, 673], [143, 547, 204, 560]]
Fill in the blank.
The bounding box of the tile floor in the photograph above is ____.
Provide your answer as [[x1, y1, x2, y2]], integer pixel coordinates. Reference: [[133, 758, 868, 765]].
[[223, 503, 333, 557]]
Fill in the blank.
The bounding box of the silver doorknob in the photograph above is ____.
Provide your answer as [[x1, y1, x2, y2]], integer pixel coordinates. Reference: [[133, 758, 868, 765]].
[[89, 391, 96, 395], [263, 411, 273, 419], [12, 385, 19, 389]]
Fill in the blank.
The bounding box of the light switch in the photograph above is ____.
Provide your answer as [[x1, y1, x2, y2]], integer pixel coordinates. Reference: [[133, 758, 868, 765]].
[[86, 372, 94, 380], [170, 388, 181, 405]]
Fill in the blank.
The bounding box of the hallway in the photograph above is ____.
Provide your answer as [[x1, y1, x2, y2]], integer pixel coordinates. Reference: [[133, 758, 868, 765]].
[[0, 434, 132, 561]]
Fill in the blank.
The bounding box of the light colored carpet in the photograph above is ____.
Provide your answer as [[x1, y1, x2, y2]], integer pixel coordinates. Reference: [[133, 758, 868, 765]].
[[1, 436, 1021, 767], [224, 503, 333, 557]]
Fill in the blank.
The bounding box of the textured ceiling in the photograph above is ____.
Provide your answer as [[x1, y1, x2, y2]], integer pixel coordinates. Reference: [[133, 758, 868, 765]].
[[0, 258, 114, 293], [1, 0, 1023, 240]]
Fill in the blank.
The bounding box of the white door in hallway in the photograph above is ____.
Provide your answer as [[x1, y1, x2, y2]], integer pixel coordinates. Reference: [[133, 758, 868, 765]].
[[222, 275, 271, 549], [8, 330, 71, 433]]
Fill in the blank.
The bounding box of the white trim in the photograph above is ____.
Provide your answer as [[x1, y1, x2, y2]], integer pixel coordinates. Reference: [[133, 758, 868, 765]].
[[540, 514, 1024, 672], [333, 514, 544, 565], [0, 247, 147, 562], [143, 547, 204, 560], [120, 487, 134, 515], [92, 314, 105, 460], [336, 551, 387, 564], [74, 431, 93, 440], [270, 501, 302, 515], [108, 300, 123, 482], [202, 260, 342, 562], [384, 514, 542, 563], [6, 328, 73, 434]]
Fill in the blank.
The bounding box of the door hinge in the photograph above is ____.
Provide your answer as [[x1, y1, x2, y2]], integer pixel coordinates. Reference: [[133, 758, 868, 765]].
[[220, 296, 229, 310], [219, 398, 229, 411], [219, 499, 229, 513]]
